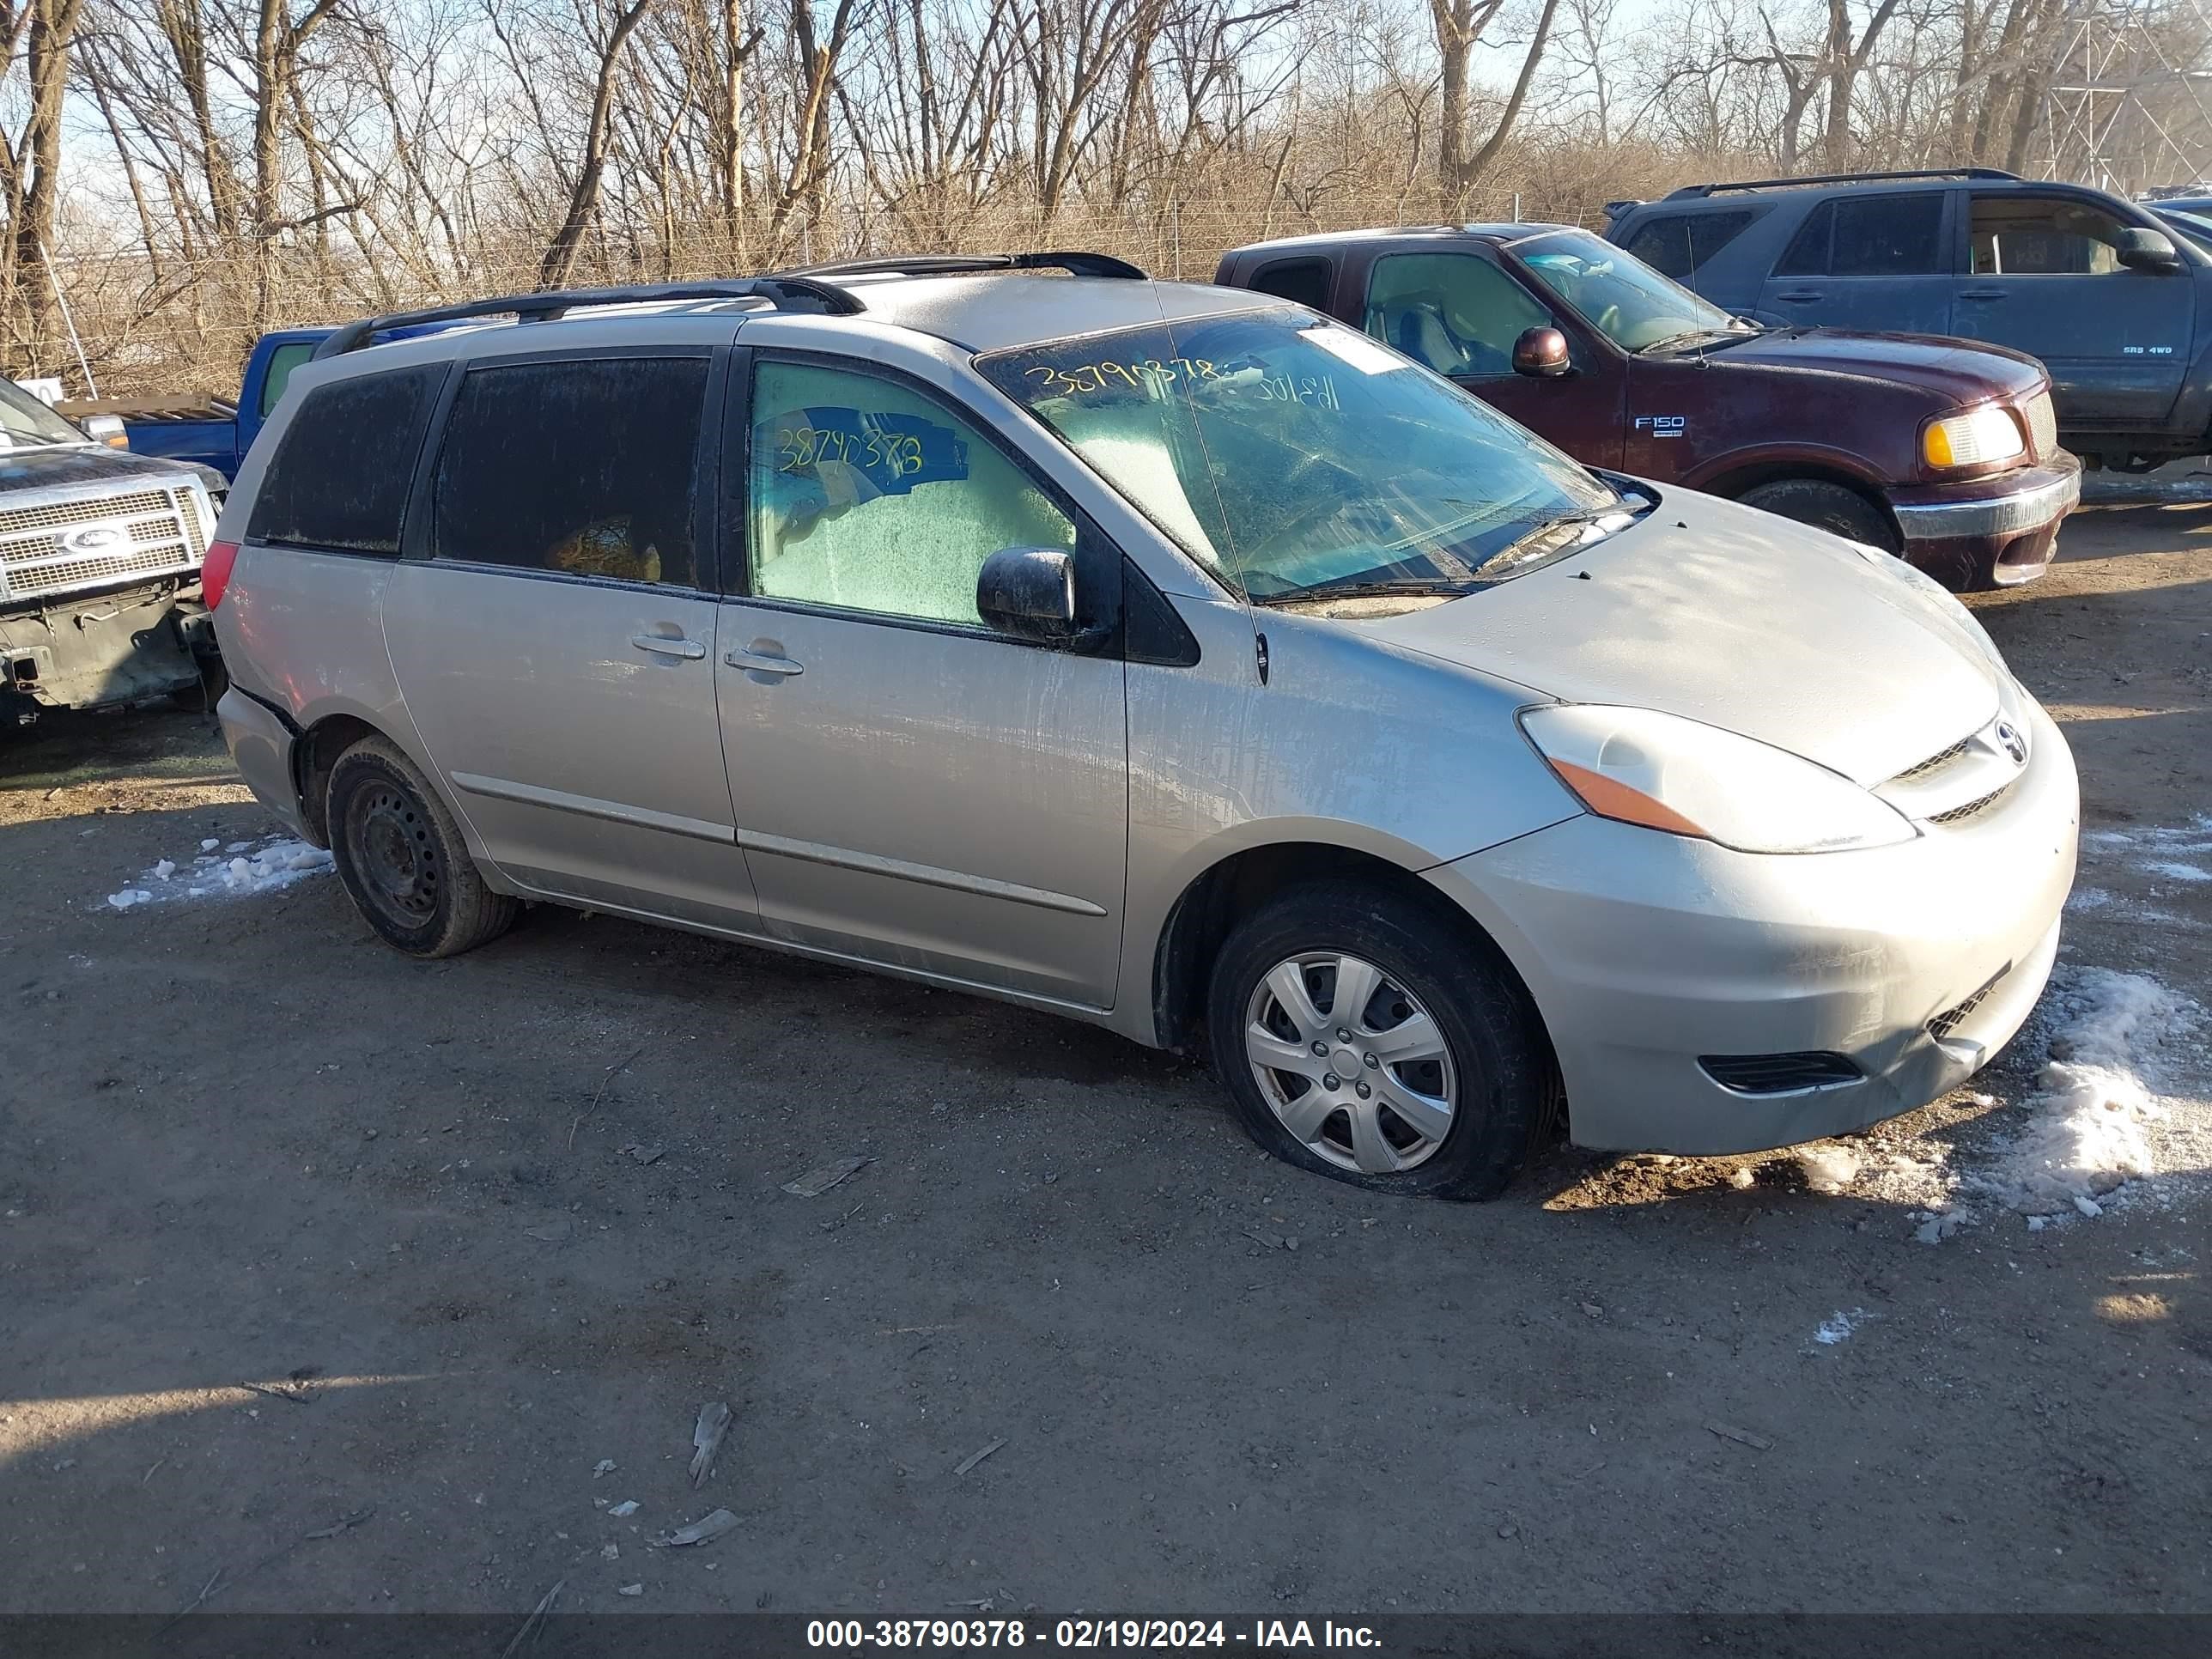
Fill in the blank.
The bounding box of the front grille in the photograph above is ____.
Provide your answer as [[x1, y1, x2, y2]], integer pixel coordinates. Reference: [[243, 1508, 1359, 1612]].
[[0, 489, 170, 538], [0, 486, 204, 601], [2021, 390, 2057, 461], [1929, 965, 2009, 1042], [1891, 737, 1972, 784], [1929, 784, 2012, 824], [1700, 1052, 1863, 1096]]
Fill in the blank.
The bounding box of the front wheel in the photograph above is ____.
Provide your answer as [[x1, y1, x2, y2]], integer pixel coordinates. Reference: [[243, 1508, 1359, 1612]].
[[1737, 477, 1899, 552], [1206, 881, 1555, 1200], [326, 735, 519, 958]]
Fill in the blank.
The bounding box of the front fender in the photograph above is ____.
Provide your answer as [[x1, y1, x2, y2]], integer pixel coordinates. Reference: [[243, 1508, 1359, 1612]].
[[1109, 600, 1583, 1044]]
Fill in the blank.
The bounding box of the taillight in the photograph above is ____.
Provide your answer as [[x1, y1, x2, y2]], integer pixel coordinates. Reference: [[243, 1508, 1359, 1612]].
[[203, 539, 240, 610]]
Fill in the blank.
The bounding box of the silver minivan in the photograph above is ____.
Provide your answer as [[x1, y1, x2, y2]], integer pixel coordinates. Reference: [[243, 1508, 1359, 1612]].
[[209, 258, 2077, 1198]]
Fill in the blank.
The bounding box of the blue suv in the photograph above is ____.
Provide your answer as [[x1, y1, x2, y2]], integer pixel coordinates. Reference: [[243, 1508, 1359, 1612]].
[[1607, 168, 2212, 471]]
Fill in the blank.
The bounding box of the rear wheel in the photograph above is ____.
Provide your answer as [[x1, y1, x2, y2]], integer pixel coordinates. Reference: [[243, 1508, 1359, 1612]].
[[326, 735, 518, 957], [1206, 881, 1554, 1200], [1738, 477, 1899, 552]]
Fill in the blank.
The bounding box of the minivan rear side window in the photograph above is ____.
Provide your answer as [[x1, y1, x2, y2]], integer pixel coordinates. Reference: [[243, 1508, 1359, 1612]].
[[1621, 210, 1754, 279], [429, 356, 710, 588], [1775, 193, 1946, 277], [246, 365, 443, 555]]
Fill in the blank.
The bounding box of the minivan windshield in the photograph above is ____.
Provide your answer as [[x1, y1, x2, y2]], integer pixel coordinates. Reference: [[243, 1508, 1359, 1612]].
[[0, 378, 88, 447], [979, 307, 1628, 602], [1514, 229, 1752, 355]]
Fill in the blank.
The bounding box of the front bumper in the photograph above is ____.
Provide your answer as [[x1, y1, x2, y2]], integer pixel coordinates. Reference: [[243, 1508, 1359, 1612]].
[[0, 581, 210, 713], [1886, 455, 2081, 592], [1425, 697, 2080, 1155]]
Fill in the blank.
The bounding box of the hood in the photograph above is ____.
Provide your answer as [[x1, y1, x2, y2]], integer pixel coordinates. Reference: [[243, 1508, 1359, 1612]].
[[0, 442, 210, 494], [1370, 488, 2003, 787], [1700, 327, 2046, 406]]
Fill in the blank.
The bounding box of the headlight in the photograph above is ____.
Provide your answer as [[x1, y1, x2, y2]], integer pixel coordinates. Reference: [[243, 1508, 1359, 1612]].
[[1520, 705, 1917, 854], [1923, 406, 2025, 471]]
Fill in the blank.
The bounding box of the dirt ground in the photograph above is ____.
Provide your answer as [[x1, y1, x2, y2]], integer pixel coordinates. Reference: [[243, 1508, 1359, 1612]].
[[2, 502, 2208, 1619]]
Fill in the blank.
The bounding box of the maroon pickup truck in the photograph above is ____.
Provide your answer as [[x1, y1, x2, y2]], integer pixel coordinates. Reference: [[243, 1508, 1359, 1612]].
[[1215, 226, 2081, 590]]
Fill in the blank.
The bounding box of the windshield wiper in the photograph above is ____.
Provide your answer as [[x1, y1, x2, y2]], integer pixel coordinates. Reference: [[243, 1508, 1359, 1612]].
[[1635, 327, 1757, 356], [1249, 576, 1470, 607], [1484, 501, 1642, 570]]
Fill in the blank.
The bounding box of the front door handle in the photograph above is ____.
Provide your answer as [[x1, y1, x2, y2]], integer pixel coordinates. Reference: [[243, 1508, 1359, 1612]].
[[1958, 288, 2008, 301], [725, 649, 804, 678], [632, 635, 707, 659]]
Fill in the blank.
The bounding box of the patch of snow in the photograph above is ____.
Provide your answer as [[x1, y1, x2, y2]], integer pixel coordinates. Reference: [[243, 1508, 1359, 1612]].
[[199, 838, 220, 852], [2144, 860, 2211, 884], [1952, 968, 2208, 1224], [1814, 1308, 1869, 1346], [94, 836, 333, 912], [1796, 1146, 1860, 1194], [1792, 1136, 1954, 1210], [1727, 1167, 1755, 1190]]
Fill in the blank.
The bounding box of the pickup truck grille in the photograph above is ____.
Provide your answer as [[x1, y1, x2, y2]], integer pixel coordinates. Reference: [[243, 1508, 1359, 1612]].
[[0, 486, 205, 603], [2021, 390, 2057, 461]]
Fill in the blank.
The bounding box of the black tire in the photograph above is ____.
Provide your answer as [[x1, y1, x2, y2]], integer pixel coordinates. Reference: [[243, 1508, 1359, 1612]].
[[1737, 477, 1900, 553], [325, 734, 519, 958], [1206, 880, 1555, 1200]]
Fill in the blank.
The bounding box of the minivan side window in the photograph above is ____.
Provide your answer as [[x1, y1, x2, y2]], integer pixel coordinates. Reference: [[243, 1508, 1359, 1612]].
[[744, 359, 1074, 627], [1248, 258, 1334, 312], [245, 365, 443, 556], [429, 356, 709, 588], [1621, 210, 1754, 280], [1775, 193, 1945, 277]]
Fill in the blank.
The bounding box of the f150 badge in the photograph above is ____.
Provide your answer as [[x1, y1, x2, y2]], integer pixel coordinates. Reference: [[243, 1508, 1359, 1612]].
[[1634, 415, 1686, 438]]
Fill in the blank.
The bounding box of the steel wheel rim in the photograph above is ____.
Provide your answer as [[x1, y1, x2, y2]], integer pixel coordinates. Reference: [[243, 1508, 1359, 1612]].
[[1244, 951, 1457, 1175], [345, 784, 441, 927]]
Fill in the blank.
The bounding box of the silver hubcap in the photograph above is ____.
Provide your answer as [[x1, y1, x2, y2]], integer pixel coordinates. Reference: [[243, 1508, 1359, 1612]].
[[1244, 951, 1456, 1175]]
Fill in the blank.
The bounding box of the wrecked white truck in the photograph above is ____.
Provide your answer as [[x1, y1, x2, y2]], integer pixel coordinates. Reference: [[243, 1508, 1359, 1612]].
[[0, 380, 225, 721]]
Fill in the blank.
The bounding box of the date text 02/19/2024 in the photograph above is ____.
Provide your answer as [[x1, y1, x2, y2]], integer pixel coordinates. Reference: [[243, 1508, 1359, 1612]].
[[805, 1618, 1382, 1649]]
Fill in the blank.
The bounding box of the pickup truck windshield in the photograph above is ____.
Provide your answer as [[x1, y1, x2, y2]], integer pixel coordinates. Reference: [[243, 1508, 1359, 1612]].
[[979, 307, 1622, 602], [0, 379, 88, 447], [1515, 229, 1751, 355]]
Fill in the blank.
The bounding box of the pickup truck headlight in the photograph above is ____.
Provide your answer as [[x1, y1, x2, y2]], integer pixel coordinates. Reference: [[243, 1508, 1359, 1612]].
[[1521, 704, 1917, 854], [1923, 406, 2026, 471]]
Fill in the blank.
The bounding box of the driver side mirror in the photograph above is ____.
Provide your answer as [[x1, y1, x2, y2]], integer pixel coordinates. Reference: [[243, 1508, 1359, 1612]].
[[2115, 227, 2182, 272], [80, 413, 130, 449], [977, 546, 1079, 644], [1511, 326, 1573, 378]]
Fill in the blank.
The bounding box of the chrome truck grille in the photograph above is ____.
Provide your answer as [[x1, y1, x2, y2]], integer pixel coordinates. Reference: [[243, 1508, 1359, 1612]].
[[0, 484, 208, 604]]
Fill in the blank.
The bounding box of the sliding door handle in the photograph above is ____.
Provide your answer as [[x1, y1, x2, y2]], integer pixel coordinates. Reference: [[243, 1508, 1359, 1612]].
[[726, 649, 804, 678], [632, 635, 708, 660]]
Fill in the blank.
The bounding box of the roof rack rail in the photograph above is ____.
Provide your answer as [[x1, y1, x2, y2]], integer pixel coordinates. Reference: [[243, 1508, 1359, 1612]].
[[309, 277, 862, 361], [787, 250, 1149, 281], [1662, 167, 2021, 201]]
